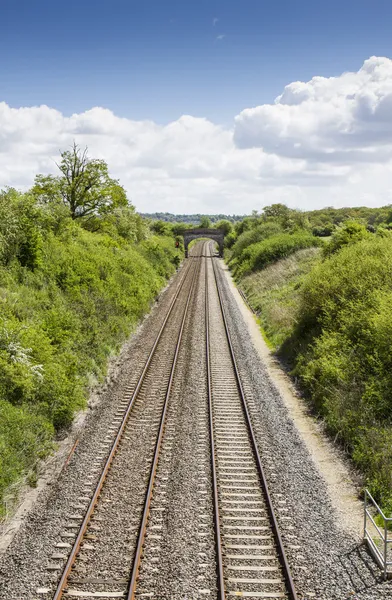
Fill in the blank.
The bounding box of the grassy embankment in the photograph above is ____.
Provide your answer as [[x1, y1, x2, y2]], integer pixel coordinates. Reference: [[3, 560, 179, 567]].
[[227, 208, 392, 511], [0, 188, 182, 517]]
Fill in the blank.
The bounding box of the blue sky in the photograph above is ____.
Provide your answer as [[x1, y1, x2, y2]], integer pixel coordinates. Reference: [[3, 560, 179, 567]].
[[2, 0, 392, 214], [2, 0, 392, 125]]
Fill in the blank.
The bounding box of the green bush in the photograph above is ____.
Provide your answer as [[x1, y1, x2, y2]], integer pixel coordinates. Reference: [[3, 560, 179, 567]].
[[230, 211, 392, 507], [312, 225, 334, 237], [235, 232, 321, 277], [0, 190, 181, 515], [0, 400, 53, 505], [230, 222, 282, 259], [323, 220, 369, 257], [289, 237, 392, 504]]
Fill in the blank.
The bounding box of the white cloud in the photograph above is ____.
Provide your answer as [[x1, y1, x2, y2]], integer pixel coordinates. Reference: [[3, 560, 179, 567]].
[[234, 56, 392, 164], [2, 57, 392, 214]]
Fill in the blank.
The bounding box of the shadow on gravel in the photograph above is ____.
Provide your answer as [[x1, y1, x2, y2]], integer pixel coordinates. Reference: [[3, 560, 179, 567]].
[[339, 542, 390, 597]]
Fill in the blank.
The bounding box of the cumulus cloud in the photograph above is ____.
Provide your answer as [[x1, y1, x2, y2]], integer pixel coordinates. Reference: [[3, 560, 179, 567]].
[[234, 56, 392, 164], [2, 57, 392, 213]]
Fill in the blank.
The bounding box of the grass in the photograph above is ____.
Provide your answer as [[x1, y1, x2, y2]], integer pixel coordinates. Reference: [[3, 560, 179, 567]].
[[240, 247, 321, 349]]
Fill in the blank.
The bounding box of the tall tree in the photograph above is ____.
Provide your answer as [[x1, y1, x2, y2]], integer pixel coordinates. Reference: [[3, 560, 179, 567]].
[[199, 215, 211, 228], [32, 143, 128, 220]]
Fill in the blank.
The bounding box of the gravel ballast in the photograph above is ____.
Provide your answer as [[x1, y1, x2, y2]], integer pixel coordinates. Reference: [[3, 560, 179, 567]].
[[214, 254, 392, 600], [0, 245, 390, 600]]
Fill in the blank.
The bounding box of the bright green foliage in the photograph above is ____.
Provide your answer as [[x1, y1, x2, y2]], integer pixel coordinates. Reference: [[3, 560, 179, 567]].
[[234, 232, 321, 277], [323, 220, 369, 256], [0, 401, 53, 504], [230, 222, 283, 260], [199, 216, 212, 228], [81, 206, 147, 243], [215, 220, 233, 236], [287, 237, 392, 505], [224, 231, 237, 249], [230, 206, 392, 508], [0, 186, 181, 516], [262, 203, 291, 221], [32, 144, 128, 221], [0, 189, 44, 270], [150, 220, 171, 235]]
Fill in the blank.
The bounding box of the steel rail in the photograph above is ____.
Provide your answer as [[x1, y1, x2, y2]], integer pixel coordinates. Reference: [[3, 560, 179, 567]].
[[209, 245, 299, 600], [205, 243, 226, 600], [127, 249, 202, 600], [52, 254, 197, 600]]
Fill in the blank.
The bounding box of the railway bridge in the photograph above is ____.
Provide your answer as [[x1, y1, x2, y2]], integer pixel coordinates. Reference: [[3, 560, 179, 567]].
[[182, 228, 224, 257]]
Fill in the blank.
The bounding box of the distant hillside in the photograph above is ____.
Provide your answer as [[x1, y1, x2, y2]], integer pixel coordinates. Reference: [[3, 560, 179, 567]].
[[140, 212, 247, 224]]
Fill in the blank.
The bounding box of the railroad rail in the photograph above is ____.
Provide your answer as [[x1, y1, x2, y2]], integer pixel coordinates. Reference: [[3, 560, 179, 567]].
[[51, 246, 203, 600], [49, 240, 298, 600], [206, 242, 298, 599]]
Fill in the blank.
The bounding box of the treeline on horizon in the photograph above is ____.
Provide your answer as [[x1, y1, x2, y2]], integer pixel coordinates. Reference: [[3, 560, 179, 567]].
[[140, 212, 246, 224], [225, 203, 392, 511], [144, 204, 392, 232]]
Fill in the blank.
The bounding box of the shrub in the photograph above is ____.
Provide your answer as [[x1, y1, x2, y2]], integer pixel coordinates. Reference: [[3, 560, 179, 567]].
[[230, 222, 283, 259], [0, 400, 53, 515], [312, 225, 334, 237], [0, 198, 181, 512], [235, 232, 321, 277], [323, 220, 369, 257], [289, 237, 392, 504], [224, 231, 237, 248]]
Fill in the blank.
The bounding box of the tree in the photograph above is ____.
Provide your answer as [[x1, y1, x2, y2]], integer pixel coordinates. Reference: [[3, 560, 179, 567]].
[[199, 216, 211, 228], [262, 203, 291, 221], [150, 220, 170, 235], [215, 219, 233, 236], [32, 143, 128, 220], [323, 221, 369, 257]]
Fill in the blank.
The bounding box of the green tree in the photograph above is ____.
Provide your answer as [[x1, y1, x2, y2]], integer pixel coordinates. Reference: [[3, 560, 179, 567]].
[[150, 220, 170, 235], [262, 203, 291, 221], [199, 215, 212, 228], [215, 219, 233, 236], [32, 143, 128, 221], [323, 221, 369, 257], [0, 188, 43, 270]]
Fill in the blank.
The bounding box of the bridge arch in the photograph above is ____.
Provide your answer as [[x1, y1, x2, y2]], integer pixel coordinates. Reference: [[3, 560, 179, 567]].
[[181, 228, 224, 258]]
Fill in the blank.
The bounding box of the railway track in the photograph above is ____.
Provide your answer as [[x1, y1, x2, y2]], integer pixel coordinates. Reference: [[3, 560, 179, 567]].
[[205, 242, 297, 600], [47, 240, 297, 600], [50, 245, 203, 600]]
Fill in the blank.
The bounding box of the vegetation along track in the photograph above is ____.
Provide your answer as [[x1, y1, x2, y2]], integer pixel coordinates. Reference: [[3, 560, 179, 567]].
[[46, 240, 297, 600]]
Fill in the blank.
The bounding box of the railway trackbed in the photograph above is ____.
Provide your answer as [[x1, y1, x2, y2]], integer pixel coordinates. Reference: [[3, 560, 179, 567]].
[[205, 244, 297, 599], [29, 242, 298, 600], [39, 243, 297, 600], [44, 246, 203, 600]]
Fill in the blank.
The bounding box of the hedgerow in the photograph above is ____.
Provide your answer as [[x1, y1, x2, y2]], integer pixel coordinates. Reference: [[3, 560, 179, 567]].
[[229, 207, 392, 509], [282, 237, 392, 507], [230, 222, 283, 259], [233, 232, 321, 277]]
